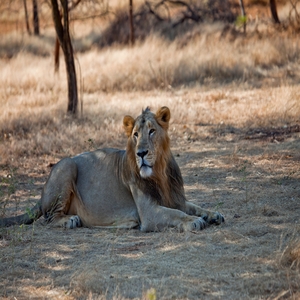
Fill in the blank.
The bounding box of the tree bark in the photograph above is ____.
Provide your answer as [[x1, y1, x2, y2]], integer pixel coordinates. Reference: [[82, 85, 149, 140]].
[[270, 0, 280, 24], [32, 0, 39, 35], [51, 0, 78, 114], [239, 0, 246, 34], [23, 0, 31, 35], [54, 36, 60, 73], [129, 0, 135, 45]]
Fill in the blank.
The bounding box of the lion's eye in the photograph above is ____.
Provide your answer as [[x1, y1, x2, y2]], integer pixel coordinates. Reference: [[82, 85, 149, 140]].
[[133, 132, 138, 138], [149, 129, 155, 136]]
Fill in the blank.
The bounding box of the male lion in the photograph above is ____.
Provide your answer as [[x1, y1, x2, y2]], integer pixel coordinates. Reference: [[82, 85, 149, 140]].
[[0, 107, 224, 231]]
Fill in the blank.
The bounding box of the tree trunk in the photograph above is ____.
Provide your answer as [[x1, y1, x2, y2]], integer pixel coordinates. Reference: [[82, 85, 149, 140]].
[[23, 0, 31, 35], [32, 0, 39, 35], [54, 36, 60, 73], [270, 0, 280, 24], [51, 0, 78, 114], [129, 0, 135, 45], [239, 0, 246, 34]]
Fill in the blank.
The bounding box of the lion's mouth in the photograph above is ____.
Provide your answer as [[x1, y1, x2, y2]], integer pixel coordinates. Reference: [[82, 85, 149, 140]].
[[139, 162, 153, 178], [141, 162, 152, 168]]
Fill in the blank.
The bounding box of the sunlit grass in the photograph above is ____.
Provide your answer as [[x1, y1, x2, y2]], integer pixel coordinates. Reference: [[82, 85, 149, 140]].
[[1, 24, 300, 165]]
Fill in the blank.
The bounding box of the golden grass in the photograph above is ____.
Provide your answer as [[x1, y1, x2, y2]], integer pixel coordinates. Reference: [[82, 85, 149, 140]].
[[0, 27, 300, 166], [79, 27, 300, 92], [279, 229, 300, 270], [281, 239, 300, 269], [1, 25, 300, 164]]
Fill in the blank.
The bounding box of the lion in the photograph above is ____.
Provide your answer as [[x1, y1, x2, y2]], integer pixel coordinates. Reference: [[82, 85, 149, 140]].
[[0, 107, 224, 231]]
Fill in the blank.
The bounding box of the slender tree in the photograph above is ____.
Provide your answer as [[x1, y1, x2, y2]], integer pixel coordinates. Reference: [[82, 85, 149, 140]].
[[32, 0, 39, 35], [54, 36, 60, 73], [129, 0, 135, 45], [270, 0, 280, 24], [53, 0, 82, 74], [239, 0, 246, 34], [51, 0, 78, 114], [23, 0, 31, 35]]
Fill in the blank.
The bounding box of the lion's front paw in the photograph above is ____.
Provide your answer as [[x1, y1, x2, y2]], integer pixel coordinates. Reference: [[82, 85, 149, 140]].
[[193, 217, 207, 230], [182, 217, 207, 232], [202, 211, 224, 225]]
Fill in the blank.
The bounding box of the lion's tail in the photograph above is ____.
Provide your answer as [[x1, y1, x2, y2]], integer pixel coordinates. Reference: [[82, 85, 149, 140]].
[[0, 202, 42, 227]]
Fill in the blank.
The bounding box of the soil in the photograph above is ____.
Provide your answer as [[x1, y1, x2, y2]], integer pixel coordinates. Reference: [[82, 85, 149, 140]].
[[1, 123, 300, 300]]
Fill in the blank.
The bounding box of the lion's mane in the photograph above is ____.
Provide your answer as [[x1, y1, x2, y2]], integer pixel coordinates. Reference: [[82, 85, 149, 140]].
[[123, 107, 185, 210]]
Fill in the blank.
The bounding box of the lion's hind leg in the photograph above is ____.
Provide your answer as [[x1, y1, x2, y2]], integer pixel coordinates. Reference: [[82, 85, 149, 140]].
[[49, 215, 82, 229], [41, 158, 82, 229]]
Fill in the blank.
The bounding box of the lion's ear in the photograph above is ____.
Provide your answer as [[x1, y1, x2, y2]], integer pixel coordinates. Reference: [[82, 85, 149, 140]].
[[156, 106, 171, 130], [123, 115, 135, 137]]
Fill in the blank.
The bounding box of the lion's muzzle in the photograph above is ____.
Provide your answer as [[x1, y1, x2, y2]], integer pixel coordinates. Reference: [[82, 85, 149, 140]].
[[136, 150, 153, 178], [137, 150, 148, 159]]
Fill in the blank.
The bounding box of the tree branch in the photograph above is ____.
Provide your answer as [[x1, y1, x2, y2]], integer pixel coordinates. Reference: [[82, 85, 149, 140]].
[[145, 0, 203, 25], [145, 1, 165, 21]]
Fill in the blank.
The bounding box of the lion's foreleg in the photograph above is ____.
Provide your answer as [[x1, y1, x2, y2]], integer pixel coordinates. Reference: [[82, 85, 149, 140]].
[[138, 203, 208, 232], [130, 186, 208, 232], [184, 202, 224, 225]]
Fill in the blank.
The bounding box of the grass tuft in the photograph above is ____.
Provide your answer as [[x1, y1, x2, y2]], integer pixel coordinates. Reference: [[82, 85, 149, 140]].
[[280, 238, 300, 270]]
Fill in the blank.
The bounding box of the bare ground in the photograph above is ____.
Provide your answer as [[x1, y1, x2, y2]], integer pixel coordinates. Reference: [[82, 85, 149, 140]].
[[1, 99, 300, 299]]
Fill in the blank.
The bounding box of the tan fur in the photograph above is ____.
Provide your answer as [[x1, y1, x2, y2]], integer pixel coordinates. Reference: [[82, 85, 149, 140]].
[[0, 107, 224, 231]]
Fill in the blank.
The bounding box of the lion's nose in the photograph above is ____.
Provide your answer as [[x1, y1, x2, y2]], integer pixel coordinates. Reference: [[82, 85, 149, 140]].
[[137, 150, 148, 158]]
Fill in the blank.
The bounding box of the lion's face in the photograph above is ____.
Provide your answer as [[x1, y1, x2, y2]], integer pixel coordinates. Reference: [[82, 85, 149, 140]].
[[123, 107, 171, 178]]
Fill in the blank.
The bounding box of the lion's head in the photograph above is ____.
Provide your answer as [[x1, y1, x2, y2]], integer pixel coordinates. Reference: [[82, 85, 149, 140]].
[[123, 106, 171, 179]]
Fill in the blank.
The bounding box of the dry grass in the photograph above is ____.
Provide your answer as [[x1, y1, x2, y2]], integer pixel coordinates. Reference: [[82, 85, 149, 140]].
[[280, 232, 300, 270], [1, 5, 300, 299], [70, 27, 300, 92], [1, 21, 300, 163]]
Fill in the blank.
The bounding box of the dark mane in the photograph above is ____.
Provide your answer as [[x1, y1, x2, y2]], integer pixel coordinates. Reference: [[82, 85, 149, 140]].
[[133, 153, 186, 210]]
